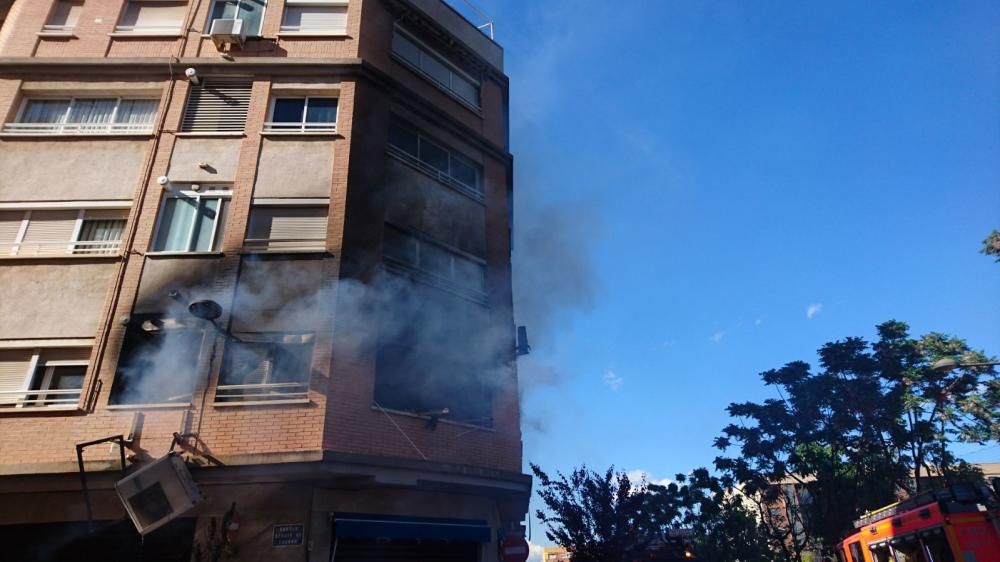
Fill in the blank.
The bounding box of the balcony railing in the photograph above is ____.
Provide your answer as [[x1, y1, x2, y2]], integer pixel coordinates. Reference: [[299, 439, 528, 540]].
[[443, 0, 495, 39], [215, 382, 309, 405], [0, 388, 81, 409], [6, 240, 122, 257], [262, 122, 337, 133], [243, 238, 326, 253], [2, 122, 154, 135]]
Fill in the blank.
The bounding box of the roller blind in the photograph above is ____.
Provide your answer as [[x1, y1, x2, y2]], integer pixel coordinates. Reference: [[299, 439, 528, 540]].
[[0, 350, 32, 404], [0, 211, 24, 249], [41, 348, 92, 363], [19, 210, 77, 254], [181, 78, 253, 132], [118, 2, 187, 32], [282, 6, 347, 32], [247, 206, 327, 250]]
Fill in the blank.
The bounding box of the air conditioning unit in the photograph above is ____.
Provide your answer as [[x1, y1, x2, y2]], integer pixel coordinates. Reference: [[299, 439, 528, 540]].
[[115, 453, 205, 535], [209, 18, 246, 50]]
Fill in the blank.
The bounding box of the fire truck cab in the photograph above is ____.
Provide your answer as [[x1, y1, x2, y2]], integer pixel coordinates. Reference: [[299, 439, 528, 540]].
[[835, 483, 1000, 562]]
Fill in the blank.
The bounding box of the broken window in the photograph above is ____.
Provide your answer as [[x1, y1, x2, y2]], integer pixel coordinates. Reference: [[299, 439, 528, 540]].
[[373, 281, 496, 427], [110, 315, 205, 405], [216, 333, 314, 404]]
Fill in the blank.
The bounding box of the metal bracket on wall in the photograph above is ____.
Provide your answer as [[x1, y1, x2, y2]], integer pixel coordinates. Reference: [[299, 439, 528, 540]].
[[75, 435, 128, 533]]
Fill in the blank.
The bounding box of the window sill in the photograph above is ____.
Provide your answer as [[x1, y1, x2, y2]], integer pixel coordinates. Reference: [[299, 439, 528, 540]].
[[276, 31, 349, 38], [37, 31, 77, 38], [173, 132, 246, 138], [106, 402, 192, 410], [109, 31, 184, 38], [260, 130, 341, 138], [0, 132, 154, 139], [370, 404, 495, 432], [0, 406, 82, 415], [146, 251, 225, 257], [213, 398, 311, 407]]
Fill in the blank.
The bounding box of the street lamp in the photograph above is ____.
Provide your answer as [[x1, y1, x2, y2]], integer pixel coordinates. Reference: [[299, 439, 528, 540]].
[[931, 357, 1000, 373]]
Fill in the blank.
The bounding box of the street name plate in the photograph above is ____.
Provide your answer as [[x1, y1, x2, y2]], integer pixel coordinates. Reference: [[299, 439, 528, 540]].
[[272, 524, 304, 547]]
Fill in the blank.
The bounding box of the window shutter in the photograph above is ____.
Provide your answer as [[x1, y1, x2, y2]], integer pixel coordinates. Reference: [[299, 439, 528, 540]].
[[0, 211, 24, 250], [181, 78, 253, 132], [284, 6, 347, 32], [119, 2, 187, 31], [0, 350, 32, 405], [247, 206, 327, 250], [41, 348, 93, 363], [84, 209, 129, 221], [19, 210, 77, 255]]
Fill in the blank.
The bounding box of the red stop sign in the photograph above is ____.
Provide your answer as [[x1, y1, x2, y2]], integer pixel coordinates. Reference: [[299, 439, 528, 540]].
[[502, 535, 529, 562]]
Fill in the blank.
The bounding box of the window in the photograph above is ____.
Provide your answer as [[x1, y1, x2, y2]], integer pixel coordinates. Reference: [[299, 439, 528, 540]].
[[0, 208, 127, 257], [207, 0, 266, 36], [110, 315, 204, 405], [0, 348, 89, 409], [387, 123, 483, 196], [280, 0, 347, 34], [116, 1, 187, 34], [265, 97, 338, 132], [391, 27, 480, 107], [151, 188, 231, 253], [5, 98, 158, 135], [217, 333, 314, 404], [848, 541, 864, 562], [43, 0, 83, 32], [919, 529, 955, 562], [383, 225, 486, 294], [245, 205, 327, 251], [870, 543, 892, 562], [180, 78, 252, 132], [890, 536, 927, 562]]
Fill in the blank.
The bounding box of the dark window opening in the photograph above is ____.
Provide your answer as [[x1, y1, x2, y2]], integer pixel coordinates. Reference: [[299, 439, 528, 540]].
[[217, 333, 314, 403], [919, 530, 955, 562], [110, 314, 205, 405], [0, 517, 196, 562], [848, 541, 864, 562]]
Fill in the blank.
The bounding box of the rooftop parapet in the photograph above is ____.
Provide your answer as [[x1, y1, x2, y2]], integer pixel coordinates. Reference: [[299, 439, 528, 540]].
[[406, 0, 504, 71]]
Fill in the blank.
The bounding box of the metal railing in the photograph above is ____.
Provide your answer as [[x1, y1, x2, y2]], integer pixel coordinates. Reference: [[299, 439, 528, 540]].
[[262, 122, 337, 133], [2, 122, 154, 135], [0, 388, 81, 408], [444, 0, 495, 39], [5, 240, 122, 257], [243, 237, 326, 252], [386, 145, 484, 198], [215, 382, 309, 404]]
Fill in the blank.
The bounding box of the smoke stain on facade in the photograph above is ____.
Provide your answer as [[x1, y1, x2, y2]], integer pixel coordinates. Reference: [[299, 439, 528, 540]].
[[0, 1, 530, 560]]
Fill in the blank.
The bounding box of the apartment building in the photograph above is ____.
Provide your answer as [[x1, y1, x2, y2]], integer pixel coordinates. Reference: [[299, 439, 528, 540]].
[[0, 1, 528, 560]]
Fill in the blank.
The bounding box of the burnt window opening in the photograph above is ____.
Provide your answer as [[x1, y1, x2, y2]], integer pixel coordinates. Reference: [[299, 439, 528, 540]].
[[373, 282, 499, 428], [217, 333, 314, 403], [110, 314, 205, 405]]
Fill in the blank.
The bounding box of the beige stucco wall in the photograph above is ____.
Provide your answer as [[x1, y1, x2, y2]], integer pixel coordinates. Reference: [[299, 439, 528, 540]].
[[0, 139, 148, 202], [383, 159, 486, 256], [0, 261, 115, 339], [253, 138, 335, 198], [167, 137, 242, 184]]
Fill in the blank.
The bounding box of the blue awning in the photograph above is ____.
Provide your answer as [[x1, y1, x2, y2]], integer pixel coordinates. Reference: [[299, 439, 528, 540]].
[[334, 513, 491, 543]]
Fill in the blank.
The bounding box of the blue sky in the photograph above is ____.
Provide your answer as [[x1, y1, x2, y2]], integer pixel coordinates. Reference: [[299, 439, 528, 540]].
[[455, 0, 999, 550]]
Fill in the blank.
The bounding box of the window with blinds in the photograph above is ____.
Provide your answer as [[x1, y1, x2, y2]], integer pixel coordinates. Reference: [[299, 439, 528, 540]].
[[116, 1, 188, 34], [245, 205, 327, 252], [281, 0, 348, 34], [180, 79, 253, 133], [5, 97, 159, 135], [1, 209, 127, 257], [217, 333, 314, 404], [0, 348, 90, 409]]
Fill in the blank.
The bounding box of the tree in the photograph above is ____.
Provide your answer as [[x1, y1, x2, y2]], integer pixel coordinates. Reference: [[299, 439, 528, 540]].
[[531, 464, 653, 562], [983, 230, 1000, 262], [713, 320, 998, 559]]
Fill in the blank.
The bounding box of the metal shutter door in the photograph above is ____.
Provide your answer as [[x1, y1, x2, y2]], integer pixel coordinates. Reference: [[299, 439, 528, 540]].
[[0, 350, 32, 405], [181, 79, 252, 132], [268, 207, 326, 250], [19, 210, 77, 256]]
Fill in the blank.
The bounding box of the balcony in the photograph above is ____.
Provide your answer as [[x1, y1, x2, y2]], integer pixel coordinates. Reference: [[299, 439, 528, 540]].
[[2, 122, 154, 136], [5, 239, 122, 258], [0, 388, 81, 409], [214, 382, 310, 406], [404, 0, 503, 70]]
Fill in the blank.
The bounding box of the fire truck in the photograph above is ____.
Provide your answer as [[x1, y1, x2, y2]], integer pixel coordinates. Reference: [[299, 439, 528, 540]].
[[834, 482, 1000, 562]]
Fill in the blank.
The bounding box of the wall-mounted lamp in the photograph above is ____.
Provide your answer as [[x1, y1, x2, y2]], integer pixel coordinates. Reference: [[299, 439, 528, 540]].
[[184, 68, 200, 86]]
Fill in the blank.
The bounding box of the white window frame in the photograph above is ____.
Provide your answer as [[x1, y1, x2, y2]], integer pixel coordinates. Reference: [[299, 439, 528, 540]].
[[1, 208, 128, 257], [114, 0, 189, 36], [5, 97, 159, 136], [279, 0, 349, 35], [151, 187, 232, 254], [264, 96, 338, 133], [0, 348, 87, 410], [42, 0, 84, 33], [392, 26, 481, 109], [387, 123, 483, 198], [383, 224, 487, 296], [206, 0, 268, 36]]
